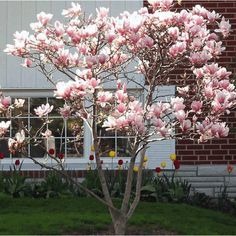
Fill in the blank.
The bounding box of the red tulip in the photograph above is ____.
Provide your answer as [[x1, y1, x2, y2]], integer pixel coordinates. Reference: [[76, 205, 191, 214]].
[[15, 159, 20, 166], [0, 153, 4, 159], [58, 153, 64, 159], [89, 154, 94, 161], [173, 160, 180, 170], [155, 167, 161, 173], [118, 159, 123, 166], [48, 148, 55, 155], [227, 164, 233, 174]]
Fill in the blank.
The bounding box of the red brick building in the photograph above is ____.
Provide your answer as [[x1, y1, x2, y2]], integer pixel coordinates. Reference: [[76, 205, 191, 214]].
[[144, 0, 236, 165]]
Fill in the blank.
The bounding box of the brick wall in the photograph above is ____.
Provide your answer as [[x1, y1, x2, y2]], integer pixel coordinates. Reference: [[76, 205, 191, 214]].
[[144, 0, 236, 165]]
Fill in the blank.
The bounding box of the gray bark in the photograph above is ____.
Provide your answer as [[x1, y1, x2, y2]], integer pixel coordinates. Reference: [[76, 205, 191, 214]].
[[111, 210, 127, 235]]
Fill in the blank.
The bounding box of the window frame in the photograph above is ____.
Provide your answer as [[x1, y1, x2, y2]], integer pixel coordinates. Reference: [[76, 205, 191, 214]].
[[0, 89, 87, 170]]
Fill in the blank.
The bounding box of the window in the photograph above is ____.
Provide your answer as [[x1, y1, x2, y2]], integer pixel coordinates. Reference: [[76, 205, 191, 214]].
[[97, 89, 144, 158], [0, 97, 83, 159]]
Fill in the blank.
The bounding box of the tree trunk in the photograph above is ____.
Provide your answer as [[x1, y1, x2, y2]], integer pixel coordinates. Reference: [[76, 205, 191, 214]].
[[110, 210, 127, 235]]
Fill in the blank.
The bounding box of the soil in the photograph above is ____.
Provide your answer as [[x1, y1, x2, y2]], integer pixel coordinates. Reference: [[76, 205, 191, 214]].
[[69, 224, 178, 235]]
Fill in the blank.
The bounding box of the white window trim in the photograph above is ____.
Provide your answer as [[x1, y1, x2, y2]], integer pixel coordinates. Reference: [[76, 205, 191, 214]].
[[1, 89, 88, 170], [1, 89, 135, 170], [1, 86, 176, 170]]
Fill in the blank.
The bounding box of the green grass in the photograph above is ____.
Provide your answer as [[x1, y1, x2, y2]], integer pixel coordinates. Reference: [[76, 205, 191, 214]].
[[0, 194, 236, 235]]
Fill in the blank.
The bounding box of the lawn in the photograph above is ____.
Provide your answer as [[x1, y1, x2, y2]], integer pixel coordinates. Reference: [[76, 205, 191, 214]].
[[0, 194, 236, 235]]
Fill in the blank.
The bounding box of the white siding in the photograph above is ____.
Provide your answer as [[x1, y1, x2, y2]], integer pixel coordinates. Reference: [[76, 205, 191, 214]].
[[1, 0, 143, 90], [146, 86, 176, 169]]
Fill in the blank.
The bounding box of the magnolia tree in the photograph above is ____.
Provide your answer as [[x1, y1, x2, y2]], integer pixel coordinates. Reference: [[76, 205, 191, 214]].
[[2, 0, 235, 234]]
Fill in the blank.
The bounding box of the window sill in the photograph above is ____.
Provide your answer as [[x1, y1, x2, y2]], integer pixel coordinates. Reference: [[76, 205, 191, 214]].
[[0, 157, 133, 170]]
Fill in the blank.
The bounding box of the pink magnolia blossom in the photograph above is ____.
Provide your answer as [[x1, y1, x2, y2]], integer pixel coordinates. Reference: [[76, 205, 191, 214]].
[[116, 116, 129, 129], [177, 86, 189, 96], [169, 42, 186, 58], [97, 91, 113, 107], [128, 101, 143, 115], [115, 90, 128, 104], [54, 81, 73, 99], [0, 121, 11, 136], [175, 110, 186, 123], [15, 130, 26, 144], [204, 86, 215, 99], [41, 129, 53, 138], [189, 51, 212, 65], [157, 126, 170, 137], [54, 21, 65, 37], [168, 26, 179, 39], [215, 17, 231, 38], [103, 116, 117, 130], [171, 97, 185, 112], [14, 30, 29, 42], [22, 58, 32, 67], [96, 7, 109, 19], [127, 113, 145, 133], [148, 0, 173, 11], [181, 119, 191, 132], [148, 102, 170, 118], [211, 90, 234, 114], [14, 99, 25, 108], [62, 2, 81, 18], [98, 54, 107, 65], [116, 103, 127, 114], [37, 12, 53, 26], [153, 118, 166, 128], [204, 41, 225, 57], [59, 104, 71, 118], [34, 103, 54, 117], [211, 123, 229, 138], [8, 130, 26, 153], [216, 67, 232, 80], [89, 78, 100, 91], [191, 101, 202, 113], [0, 96, 11, 109], [105, 32, 116, 44]]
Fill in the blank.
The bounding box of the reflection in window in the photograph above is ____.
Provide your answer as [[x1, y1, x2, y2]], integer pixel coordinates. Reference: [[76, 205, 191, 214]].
[[67, 138, 83, 157], [1, 97, 84, 158], [0, 138, 10, 157]]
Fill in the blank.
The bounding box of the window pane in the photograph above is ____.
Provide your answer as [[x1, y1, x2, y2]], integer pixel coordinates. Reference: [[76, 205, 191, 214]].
[[11, 143, 28, 158], [117, 138, 133, 157], [30, 137, 66, 158], [100, 138, 115, 157], [48, 97, 64, 117], [11, 118, 28, 137], [97, 125, 115, 137], [67, 118, 83, 137], [67, 138, 83, 157], [29, 118, 44, 135], [12, 98, 28, 116], [2, 97, 86, 159], [30, 139, 46, 158], [30, 98, 46, 116], [0, 139, 10, 158], [54, 138, 66, 155], [49, 119, 65, 137]]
